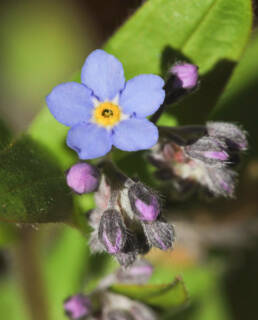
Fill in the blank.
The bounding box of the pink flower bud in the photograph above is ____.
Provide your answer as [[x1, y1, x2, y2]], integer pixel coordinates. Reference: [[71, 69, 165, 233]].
[[66, 162, 100, 194], [98, 209, 127, 254], [128, 182, 160, 222], [142, 218, 175, 250], [170, 63, 198, 90], [64, 294, 91, 319]]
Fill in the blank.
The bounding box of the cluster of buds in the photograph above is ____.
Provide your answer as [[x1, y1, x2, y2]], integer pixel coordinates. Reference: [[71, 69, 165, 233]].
[[65, 160, 174, 267], [64, 260, 157, 320], [88, 161, 175, 267], [149, 122, 248, 198]]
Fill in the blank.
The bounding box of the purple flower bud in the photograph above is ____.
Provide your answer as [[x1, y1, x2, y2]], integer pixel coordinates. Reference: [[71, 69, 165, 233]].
[[170, 63, 198, 90], [184, 136, 229, 166], [142, 218, 175, 250], [66, 163, 100, 194], [128, 183, 160, 222], [64, 294, 91, 319], [116, 260, 153, 284], [205, 167, 236, 198], [98, 209, 127, 254], [207, 122, 248, 151]]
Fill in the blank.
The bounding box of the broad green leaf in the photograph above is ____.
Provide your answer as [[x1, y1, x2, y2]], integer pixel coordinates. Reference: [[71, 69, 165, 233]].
[[210, 30, 258, 156], [111, 276, 188, 310], [105, 0, 252, 124], [0, 136, 73, 223]]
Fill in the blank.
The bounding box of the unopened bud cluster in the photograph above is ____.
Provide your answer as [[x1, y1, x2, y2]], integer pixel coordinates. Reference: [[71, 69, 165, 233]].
[[64, 260, 157, 320], [149, 122, 247, 198], [89, 168, 175, 267]]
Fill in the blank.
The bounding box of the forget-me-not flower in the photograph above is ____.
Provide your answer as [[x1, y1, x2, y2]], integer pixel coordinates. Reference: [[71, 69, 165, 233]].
[[46, 49, 165, 159]]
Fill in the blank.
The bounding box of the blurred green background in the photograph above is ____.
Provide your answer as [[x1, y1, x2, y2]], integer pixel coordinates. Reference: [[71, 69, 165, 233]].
[[1, 1, 258, 320]]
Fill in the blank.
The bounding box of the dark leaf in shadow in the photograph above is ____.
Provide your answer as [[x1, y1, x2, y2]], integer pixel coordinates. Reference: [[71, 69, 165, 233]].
[[0, 136, 73, 223]]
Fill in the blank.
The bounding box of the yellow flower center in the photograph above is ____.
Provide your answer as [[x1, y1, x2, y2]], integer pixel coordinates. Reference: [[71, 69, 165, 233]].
[[93, 102, 121, 127]]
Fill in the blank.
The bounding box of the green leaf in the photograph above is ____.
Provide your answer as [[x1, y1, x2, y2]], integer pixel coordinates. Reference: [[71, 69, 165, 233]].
[[111, 276, 188, 310], [0, 136, 73, 223], [105, 0, 252, 124], [210, 30, 258, 156], [148, 261, 231, 320]]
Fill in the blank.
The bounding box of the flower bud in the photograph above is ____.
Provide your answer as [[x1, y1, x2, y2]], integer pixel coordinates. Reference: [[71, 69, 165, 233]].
[[128, 182, 160, 222], [116, 259, 153, 284], [184, 136, 229, 167], [98, 209, 127, 254], [205, 167, 236, 198], [170, 63, 198, 90], [207, 121, 248, 151], [105, 310, 134, 320], [64, 294, 91, 319], [66, 163, 100, 194], [142, 218, 175, 250]]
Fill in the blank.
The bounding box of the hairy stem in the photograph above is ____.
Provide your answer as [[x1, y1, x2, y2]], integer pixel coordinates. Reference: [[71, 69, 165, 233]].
[[150, 102, 166, 124]]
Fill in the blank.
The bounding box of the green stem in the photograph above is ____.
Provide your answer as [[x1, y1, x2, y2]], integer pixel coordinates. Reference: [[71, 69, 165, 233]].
[[14, 228, 50, 320]]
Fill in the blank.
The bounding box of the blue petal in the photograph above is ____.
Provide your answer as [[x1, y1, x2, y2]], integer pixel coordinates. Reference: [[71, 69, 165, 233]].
[[119, 74, 165, 117], [67, 123, 112, 159], [112, 119, 158, 151], [81, 49, 125, 101], [46, 82, 94, 126]]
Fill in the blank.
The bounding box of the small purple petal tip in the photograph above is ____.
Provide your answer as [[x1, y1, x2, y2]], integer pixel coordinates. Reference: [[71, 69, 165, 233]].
[[66, 163, 100, 194], [135, 197, 160, 222], [185, 136, 229, 167], [98, 209, 127, 254], [128, 182, 160, 222], [64, 294, 91, 319], [170, 63, 198, 90], [203, 151, 229, 161]]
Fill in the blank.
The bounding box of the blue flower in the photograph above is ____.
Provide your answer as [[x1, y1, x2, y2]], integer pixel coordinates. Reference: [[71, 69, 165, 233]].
[[46, 49, 165, 159]]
